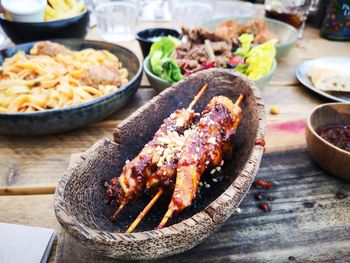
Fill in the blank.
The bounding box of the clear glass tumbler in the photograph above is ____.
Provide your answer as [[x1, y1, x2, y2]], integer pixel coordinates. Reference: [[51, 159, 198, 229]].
[[265, 0, 312, 37], [170, 0, 217, 29], [95, 0, 139, 42]]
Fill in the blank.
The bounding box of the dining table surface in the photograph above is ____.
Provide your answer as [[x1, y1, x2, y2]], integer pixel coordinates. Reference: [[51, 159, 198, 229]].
[[1, 4, 350, 263]]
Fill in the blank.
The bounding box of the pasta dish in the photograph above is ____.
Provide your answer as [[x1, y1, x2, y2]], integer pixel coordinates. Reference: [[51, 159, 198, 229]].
[[0, 41, 129, 113]]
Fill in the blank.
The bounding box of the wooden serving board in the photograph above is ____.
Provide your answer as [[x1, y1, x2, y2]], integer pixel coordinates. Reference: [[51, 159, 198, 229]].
[[56, 148, 350, 262]]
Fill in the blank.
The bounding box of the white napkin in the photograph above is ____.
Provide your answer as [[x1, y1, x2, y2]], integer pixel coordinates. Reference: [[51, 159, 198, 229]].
[[0, 222, 55, 263]]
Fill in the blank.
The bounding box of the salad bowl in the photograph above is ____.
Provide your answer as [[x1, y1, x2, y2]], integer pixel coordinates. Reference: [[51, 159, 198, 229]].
[[144, 30, 277, 93], [144, 56, 277, 93]]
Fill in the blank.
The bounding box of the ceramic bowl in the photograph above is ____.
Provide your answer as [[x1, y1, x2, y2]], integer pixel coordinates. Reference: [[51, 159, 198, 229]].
[[144, 55, 277, 93], [54, 68, 266, 260], [306, 103, 350, 181], [0, 39, 142, 135], [0, 10, 89, 44], [136, 28, 181, 58], [203, 17, 299, 60]]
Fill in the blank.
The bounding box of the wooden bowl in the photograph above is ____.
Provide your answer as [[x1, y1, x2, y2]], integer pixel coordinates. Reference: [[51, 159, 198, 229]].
[[54, 68, 266, 260], [306, 103, 350, 181]]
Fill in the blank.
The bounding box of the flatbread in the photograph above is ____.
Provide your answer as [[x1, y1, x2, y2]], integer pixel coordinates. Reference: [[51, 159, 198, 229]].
[[308, 64, 350, 92]]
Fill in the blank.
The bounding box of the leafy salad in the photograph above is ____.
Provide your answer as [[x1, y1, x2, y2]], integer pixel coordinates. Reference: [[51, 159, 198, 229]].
[[149, 36, 183, 83], [149, 32, 277, 83]]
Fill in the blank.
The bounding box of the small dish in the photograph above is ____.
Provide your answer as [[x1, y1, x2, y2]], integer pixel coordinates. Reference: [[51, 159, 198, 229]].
[[0, 39, 142, 135], [143, 55, 277, 93], [136, 28, 181, 57], [2, 0, 46, 22], [203, 17, 299, 60], [306, 103, 350, 181], [0, 10, 89, 44], [296, 57, 350, 103]]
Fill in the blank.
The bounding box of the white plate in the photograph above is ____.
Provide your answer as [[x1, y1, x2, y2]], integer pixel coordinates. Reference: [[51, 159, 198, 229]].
[[296, 57, 350, 102]]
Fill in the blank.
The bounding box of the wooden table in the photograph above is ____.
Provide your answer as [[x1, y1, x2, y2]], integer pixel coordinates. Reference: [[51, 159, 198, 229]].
[[1, 17, 350, 262]]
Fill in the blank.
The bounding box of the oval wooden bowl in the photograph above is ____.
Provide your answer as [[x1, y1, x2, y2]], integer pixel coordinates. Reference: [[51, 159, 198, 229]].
[[306, 103, 350, 181], [54, 68, 266, 260]]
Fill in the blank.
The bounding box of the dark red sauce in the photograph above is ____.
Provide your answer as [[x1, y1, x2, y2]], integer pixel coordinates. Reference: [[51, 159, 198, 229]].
[[265, 10, 303, 28], [317, 125, 350, 152]]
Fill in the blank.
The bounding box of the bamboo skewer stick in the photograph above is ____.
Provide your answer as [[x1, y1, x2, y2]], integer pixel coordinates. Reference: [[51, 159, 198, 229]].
[[187, 83, 208, 111], [111, 204, 125, 221], [126, 188, 163, 233], [157, 209, 173, 230]]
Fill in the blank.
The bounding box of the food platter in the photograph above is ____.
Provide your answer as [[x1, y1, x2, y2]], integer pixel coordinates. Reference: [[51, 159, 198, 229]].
[[54, 68, 265, 260], [296, 57, 350, 103]]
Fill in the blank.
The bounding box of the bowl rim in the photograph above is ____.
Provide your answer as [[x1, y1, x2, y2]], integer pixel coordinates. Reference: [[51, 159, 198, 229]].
[[202, 16, 299, 48], [0, 8, 89, 24], [307, 102, 350, 156], [143, 55, 277, 85], [0, 38, 143, 117], [54, 68, 266, 246], [136, 28, 181, 43]]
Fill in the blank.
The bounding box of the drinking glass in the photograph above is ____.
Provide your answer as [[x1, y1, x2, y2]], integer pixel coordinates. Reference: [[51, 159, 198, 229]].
[[94, 0, 139, 42], [170, 0, 217, 29], [265, 0, 312, 37]]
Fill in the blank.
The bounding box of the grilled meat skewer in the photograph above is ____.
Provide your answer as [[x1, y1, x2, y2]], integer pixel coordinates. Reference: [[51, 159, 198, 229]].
[[106, 83, 208, 220], [157, 95, 243, 229]]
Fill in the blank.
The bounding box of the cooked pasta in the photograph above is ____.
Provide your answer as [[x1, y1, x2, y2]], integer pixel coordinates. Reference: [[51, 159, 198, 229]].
[[0, 41, 129, 113]]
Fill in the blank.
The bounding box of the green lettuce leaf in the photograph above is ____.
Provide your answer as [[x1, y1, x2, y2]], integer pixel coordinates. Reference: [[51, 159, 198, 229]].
[[235, 33, 254, 57], [234, 33, 277, 80], [149, 36, 183, 83]]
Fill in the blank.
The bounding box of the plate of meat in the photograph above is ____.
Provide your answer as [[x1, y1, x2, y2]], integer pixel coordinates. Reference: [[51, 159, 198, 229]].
[[203, 17, 299, 59], [54, 68, 265, 259]]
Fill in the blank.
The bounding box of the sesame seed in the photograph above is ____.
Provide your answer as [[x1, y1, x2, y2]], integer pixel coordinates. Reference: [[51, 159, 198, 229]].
[[208, 137, 216, 144], [205, 184, 211, 188], [220, 160, 224, 166], [210, 169, 216, 174], [235, 207, 241, 213], [199, 182, 203, 187], [216, 167, 221, 172], [212, 178, 218, 182]]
